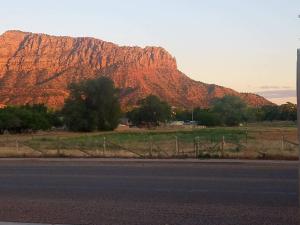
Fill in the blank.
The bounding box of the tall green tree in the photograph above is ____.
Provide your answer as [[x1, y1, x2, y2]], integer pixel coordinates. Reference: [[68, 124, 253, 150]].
[[62, 77, 121, 132], [212, 95, 250, 126]]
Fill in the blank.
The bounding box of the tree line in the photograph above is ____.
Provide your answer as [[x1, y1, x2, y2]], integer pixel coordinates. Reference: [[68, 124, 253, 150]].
[[0, 77, 297, 133], [0, 104, 61, 134], [174, 98, 297, 126]]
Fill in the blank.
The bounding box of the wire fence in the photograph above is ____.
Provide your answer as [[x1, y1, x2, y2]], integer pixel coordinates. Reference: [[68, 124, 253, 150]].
[[0, 131, 297, 160]]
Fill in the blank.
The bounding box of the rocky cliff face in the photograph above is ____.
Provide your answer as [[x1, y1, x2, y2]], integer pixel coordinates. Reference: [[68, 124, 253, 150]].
[[0, 30, 272, 110]]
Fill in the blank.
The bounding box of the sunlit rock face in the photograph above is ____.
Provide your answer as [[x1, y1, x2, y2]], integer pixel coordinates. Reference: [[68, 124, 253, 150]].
[[0, 30, 272, 110]]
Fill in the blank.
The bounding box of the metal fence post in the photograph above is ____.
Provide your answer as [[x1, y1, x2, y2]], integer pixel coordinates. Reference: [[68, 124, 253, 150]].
[[57, 136, 60, 156], [95, 139, 99, 156], [103, 137, 106, 156], [15, 138, 19, 152], [221, 136, 225, 157], [281, 135, 285, 151], [194, 137, 197, 158], [194, 136, 200, 158], [197, 136, 200, 156], [149, 136, 153, 157], [175, 136, 179, 156]]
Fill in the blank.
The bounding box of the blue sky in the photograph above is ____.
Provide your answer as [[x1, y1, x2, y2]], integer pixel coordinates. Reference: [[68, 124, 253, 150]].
[[1, 0, 299, 103]]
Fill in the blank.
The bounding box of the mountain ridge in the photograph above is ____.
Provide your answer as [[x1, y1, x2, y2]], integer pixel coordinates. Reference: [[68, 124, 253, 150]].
[[0, 30, 272, 110]]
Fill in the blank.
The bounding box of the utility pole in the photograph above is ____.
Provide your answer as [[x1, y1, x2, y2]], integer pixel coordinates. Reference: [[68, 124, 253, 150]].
[[297, 48, 300, 207], [297, 14, 300, 207]]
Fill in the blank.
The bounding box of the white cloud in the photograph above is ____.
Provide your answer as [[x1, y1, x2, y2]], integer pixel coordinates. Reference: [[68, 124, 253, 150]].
[[256, 89, 296, 99]]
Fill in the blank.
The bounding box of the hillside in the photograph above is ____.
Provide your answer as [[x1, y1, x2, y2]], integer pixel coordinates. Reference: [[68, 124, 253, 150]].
[[0, 30, 272, 110]]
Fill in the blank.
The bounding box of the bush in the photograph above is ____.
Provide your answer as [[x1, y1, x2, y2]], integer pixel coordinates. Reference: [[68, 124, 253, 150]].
[[0, 104, 57, 134]]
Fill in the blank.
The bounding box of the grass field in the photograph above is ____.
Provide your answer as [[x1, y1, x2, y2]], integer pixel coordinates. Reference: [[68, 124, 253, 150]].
[[0, 122, 298, 160]]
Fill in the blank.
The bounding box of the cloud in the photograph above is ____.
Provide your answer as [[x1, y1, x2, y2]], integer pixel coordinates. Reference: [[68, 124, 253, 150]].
[[256, 89, 296, 99], [271, 97, 297, 105], [258, 85, 292, 90]]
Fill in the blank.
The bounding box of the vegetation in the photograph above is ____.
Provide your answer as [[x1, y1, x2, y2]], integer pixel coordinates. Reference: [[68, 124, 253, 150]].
[[3, 124, 295, 160], [127, 95, 172, 127], [62, 77, 121, 132], [259, 102, 297, 121], [0, 104, 60, 134], [0, 89, 297, 135], [212, 95, 252, 126], [175, 96, 297, 127], [175, 108, 221, 126]]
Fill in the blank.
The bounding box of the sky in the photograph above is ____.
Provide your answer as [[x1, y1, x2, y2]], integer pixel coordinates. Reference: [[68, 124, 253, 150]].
[[0, 0, 300, 104]]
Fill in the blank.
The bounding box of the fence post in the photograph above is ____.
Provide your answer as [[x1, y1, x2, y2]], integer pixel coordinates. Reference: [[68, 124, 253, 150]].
[[175, 136, 179, 156], [194, 137, 196, 157], [15, 138, 19, 152], [281, 135, 285, 151], [95, 139, 99, 156], [103, 137, 106, 156], [197, 136, 200, 156], [57, 136, 61, 156], [221, 136, 225, 157], [194, 136, 199, 157], [149, 136, 153, 157], [245, 130, 248, 144]]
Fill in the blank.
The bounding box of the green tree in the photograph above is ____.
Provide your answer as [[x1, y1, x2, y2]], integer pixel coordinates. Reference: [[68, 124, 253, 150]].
[[127, 95, 171, 127], [193, 108, 222, 126], [278, 102, 297, 121], [62, 77, 121, 132], [0, 104, 55, 134], [260, 105, 280, 121], [212, 95, 249, 126]]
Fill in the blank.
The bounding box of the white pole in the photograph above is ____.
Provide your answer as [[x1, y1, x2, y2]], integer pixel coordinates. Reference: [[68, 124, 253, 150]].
[[297, 49, 300, 207]]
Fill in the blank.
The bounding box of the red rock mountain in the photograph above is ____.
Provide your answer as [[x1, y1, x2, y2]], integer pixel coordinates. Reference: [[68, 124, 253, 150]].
[[0, 30, 271, 110]]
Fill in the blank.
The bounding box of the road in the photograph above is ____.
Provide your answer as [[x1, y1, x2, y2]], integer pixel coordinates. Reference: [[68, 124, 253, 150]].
[[0, 159, 298, 225]]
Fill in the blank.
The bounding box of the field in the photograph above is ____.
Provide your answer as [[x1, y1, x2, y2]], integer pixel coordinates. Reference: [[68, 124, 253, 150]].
[[0, 122, 298, 160]]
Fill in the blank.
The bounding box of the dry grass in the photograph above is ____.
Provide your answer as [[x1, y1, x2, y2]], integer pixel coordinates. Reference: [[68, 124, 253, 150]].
[[0, 123, 297, 160]]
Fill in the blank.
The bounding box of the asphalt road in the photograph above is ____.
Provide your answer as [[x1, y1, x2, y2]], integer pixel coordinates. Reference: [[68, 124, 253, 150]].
[[0, 159, 298, 225]]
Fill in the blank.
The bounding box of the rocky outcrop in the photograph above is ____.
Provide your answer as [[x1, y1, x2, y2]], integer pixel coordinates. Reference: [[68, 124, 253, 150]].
[[0, 30, 272, 110]]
